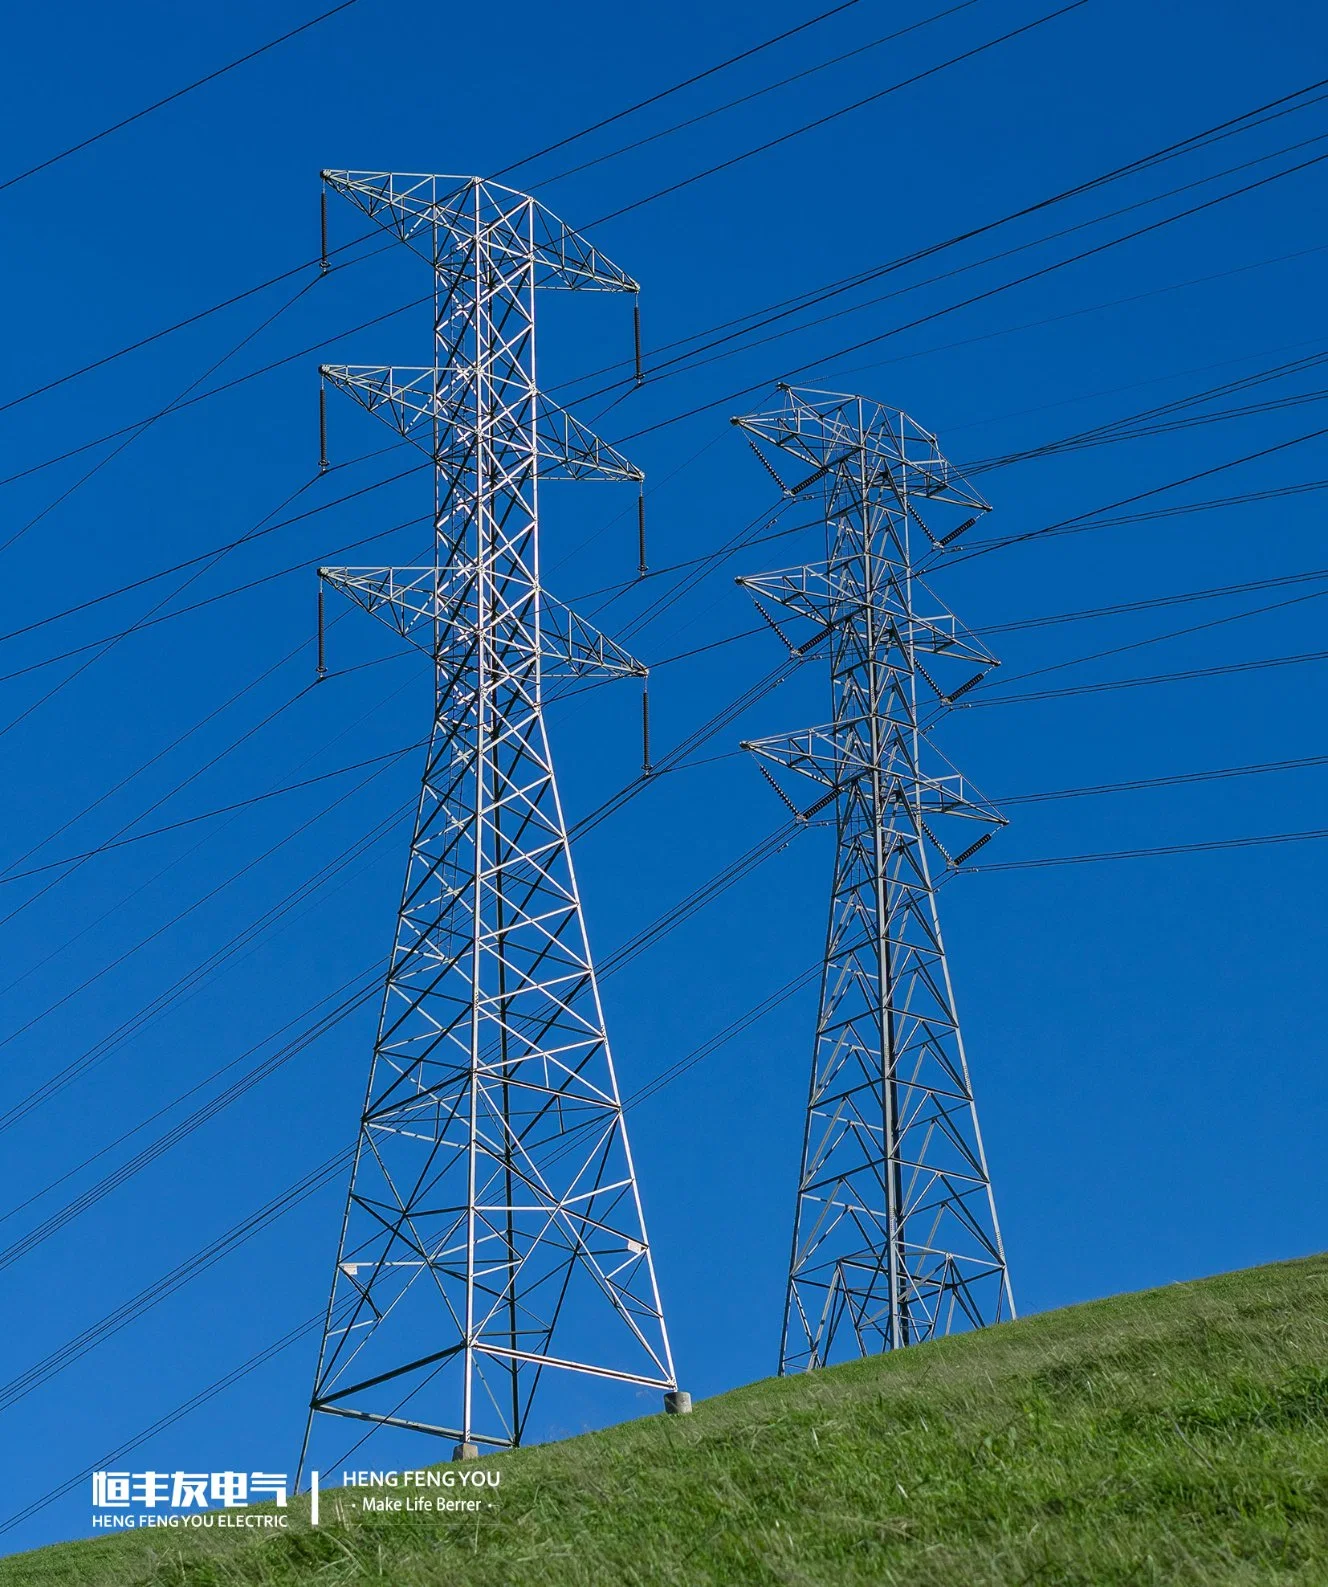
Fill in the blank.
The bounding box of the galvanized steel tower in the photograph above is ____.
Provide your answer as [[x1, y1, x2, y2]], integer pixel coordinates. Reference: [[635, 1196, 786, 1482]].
[[734, 385, 1014, 1373], [300, 173, 679, 1468]]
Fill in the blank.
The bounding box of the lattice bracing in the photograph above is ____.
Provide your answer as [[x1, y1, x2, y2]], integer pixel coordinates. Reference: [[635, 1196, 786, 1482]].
[[299, 175, 675, 1470], [322, 171, 639, 291], [734, 386, 1014, 1374]]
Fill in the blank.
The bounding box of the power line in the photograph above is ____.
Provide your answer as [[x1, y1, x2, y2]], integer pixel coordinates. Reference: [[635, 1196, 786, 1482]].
[[17, 626, 1328, 1474], [0, 968, 377, 1233], [0, 3, 865, 417], [981, 543, 1328, 633], [641, 554, 1328, 687], [820, 247, 1328, 405], [540, 0, 984, 187], [15, 40, 1326, 1453], [1, 276, 322, 560], [0, 507, 761, 1140], [0, 1148, 354, 1412], [0, 984, 375, 1281], [0, 1, 360, 194], [624, 964, 821, 1111], [6, 815, 799, 1273], [620, 142, 1328, 442], [0, 670, 325, 938], [0, 812, 813, 1407], [0, 744, 421, 888], [0, 0, 863, 421], [968, 825, 1328, 872], [9, 53, 1324, 470], [604, 481, 1328, 674], [493, 0, 865, 177], [996, 751, 1328, 807], [14, 357, 1314, 774], [964, 345, 1328, 477], [7, 45, 1316, 541], [959, 476, 1328, 557], [0, 941, 817, 1516], [951, 417, 1328, 565], [0, 615, 335, 897], [25, 533, 1320, 1193], [0, 291, 433, 492], [0, 450, 418, 651], [0, 796, 413, 1138], [0, 1, 1111, 491], [579, 483, 1328, 617], [0, 636, 431, 1134], [0, 1310, 326, 1538], [0, 516, 432, 965], [0, 532, 802, 1143], [0, 721, 407, 1079], [0, 232, 385, 419], [964, 643, 1328, 708], [0, 508, 430, 688], [585, 0, 1092, 227], [973, 582, 1328, 696], [563, 75, 1328, 397], [15, 762, 1328, 1436], [581, 118, 1328, 409], [17, 617, 1328, 900], [0, 948, 825, 1529], [10, 781, 1328, 1519]]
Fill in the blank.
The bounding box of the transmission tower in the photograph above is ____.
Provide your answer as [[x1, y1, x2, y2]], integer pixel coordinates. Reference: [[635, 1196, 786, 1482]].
[[734, 385, 1014, 1374], [299, 172, 682, 1469]]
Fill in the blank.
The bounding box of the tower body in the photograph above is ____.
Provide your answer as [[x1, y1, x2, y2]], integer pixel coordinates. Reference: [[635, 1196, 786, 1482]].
[[735, 387, 1013, 1373], [302, 174, 676, 1461]]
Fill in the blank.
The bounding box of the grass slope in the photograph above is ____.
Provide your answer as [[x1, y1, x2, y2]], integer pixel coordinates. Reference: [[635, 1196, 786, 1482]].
[[6, 1253, 1328, 1586]]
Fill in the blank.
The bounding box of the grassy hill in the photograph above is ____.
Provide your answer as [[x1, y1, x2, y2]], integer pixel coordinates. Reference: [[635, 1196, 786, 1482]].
[[6, 1253, 1328, 1586]]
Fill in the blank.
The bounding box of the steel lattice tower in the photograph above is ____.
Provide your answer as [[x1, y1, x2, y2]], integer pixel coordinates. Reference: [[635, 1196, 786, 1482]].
[[734, 386, 1014, 1373], [299, 173, 679, 1467]]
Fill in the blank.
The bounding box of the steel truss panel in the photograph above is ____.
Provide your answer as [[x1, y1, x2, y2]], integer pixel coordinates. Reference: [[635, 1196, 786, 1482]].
[[734, 387, 1014, 1374], [301, 176, 675, 1467]]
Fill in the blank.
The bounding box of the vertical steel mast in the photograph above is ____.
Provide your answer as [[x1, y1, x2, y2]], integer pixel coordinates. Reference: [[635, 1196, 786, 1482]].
[[300, 173, 678, 1467], [733, 386, 1014, 1373]]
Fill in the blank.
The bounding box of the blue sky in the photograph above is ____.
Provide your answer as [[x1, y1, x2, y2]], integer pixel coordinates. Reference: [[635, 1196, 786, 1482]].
[[1, 0, 1326, 1552]]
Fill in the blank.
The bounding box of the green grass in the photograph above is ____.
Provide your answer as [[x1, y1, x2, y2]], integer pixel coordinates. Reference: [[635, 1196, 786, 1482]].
[[7, 1253, 1328, 1586]]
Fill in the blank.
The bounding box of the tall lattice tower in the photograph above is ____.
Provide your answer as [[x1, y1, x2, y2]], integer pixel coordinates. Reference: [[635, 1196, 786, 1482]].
[[734, 385, 1014, 1373], [299, 173, 680, 1468]]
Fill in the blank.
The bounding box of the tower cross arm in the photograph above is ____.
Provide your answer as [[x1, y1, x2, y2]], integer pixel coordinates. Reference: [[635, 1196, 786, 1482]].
[[528, 200, 638, 292], [536, 396, 643, 482], [321, 367, 642, 483], [741, 726, 1007, 833], [319, 565, 473, 657], [322, 172, 637, 291], [733, 388, 993, 517], [319, 567, 643, 684], [540, 595, 646, 681], [736, 565, 999, 674]]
